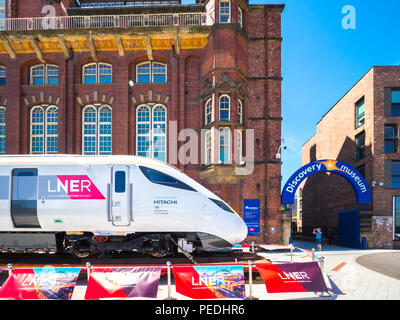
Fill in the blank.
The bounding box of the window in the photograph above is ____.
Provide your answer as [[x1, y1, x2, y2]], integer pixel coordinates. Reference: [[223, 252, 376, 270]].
[[219, 95, 230, 121], [236, 130, 243, 164], [219, 127, 230, 163], [209, 198, 235, 213], [115, 171, 126, 193], [0, 0, 5, 30], [355, 97, 365, 128], [0, 66, 6, 86], [355, 131, 365, 160], [30, 105, 59, 154], [30, 64, 59, 85], [238, 6, 243, 28], [136, 61, 167, 84], [393, 196, 400, 240], [205, 130, 212, 165], [139, 166, 196, 191], [82, 104, 112, 155], [385, 125, 397, 153], [83, 62, 112, 84], [0, 107, 5, 154], [205, 98, 212, 125], [238, 99, 243, 124], [136, 104, 167, 162], [391, 161, 400, 189], [392, 90, 400, 116], [219, 0, 231, 23]]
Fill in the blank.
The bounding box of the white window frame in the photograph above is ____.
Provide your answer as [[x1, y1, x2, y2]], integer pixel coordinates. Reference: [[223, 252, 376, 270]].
[[136, 61, 167, 84], [82, 62, 113, 84], [82, 104, 112, 155], [0, 66, 6, 86], [30, 64, 59, 86], [30, 105, 59, 154], [205, 98, 213, 125], [219, 0, 231, 23], [238, 6, 243, 28], [219, 127, 231, 164], [236, 129, 243, 164], [136, 103, 167, 162], [98, 105, 113, 155], [0, 106, 5, 154], [205, 129, 212, 165], [219, 94, 231, 121], [238, 99, 243, 124]]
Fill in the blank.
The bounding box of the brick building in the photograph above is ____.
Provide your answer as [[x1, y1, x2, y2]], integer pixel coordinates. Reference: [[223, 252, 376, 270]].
[[301, 66, 400, 249], [0, 0, 284, 244]]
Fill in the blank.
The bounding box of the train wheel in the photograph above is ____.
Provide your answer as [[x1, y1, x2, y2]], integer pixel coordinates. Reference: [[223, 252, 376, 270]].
[[71, 248, 92, 259], [149, 236, 172, 258]]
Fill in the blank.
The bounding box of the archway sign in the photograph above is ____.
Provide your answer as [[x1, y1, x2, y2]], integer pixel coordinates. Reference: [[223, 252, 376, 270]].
[[281, 160, 372, 205]]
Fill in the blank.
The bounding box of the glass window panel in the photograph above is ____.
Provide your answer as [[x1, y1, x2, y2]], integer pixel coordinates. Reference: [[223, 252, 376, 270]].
[[115, 171, 126, 193], [392, 90, 400, 104], [219, 96, 230, 121], [394, 196, 400, 240]]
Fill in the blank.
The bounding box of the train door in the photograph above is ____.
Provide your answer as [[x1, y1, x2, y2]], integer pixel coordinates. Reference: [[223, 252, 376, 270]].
[[110, 166, 131, 226], [11, 168, 41, 228]]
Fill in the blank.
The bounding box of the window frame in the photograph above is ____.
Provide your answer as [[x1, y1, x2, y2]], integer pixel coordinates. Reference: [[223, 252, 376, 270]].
[[238, 99, 243, 124], [82, 104, 112, 155], [139, 166, 196, 191], [391, 89, 400, 116], [384, 124, 398, 153], [0, 66, 6, 86], [82, 62, 113, 85], [0, 106, 5, 154], [205, 98, 212, 125], [30, 64, 59, 86], [238, 6, 243, 28], [393, 196, 400, 240], [219, 94, 230, 121], [136, 103, 167, 162], [391, 161, 400, 189], [355, 130, 365, 160], [355, 97, 365, 128], [45, 106, 59, 154], [136, 61, 167, 84], [219, 0, 231, 23], [219, 127, 231, 164]]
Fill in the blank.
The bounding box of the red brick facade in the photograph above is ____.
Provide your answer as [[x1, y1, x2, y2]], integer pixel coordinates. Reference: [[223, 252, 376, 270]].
[[302, 66, 400, 249]]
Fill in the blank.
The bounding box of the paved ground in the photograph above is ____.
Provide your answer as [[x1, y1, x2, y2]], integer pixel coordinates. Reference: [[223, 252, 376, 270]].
[[356, 252, 400, 280]]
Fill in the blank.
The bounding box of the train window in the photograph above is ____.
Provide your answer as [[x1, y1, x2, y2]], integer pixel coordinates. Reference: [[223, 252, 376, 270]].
[[209, 198, 235, 214], [139, 166, 196, 192], [115, 171, 126, 193]]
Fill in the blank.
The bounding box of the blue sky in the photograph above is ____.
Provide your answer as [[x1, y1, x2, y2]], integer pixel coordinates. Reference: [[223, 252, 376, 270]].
[[184, 0, 400, 187]]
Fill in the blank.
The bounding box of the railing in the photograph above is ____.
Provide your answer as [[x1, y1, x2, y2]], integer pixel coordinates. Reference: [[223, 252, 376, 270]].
[[1, 13, 210, 32]]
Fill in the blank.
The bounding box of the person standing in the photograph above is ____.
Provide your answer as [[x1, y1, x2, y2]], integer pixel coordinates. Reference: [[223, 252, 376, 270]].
[[313, 228, 322, 251]]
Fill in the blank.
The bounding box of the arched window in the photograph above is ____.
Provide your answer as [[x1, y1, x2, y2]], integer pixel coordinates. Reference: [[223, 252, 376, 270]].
[[219, 95, 230, 121], [30, 64, 59, 85], [136, 104, 167, 162], [0, 66, 6, 86], [238, 99, 243, 124], [205, 98, 212, 125], [219, 0, 231, 23], [136, 61, 167, 84], [83, 62, 112, 84], [82, 104, 112, 155], [45, 106, 59, 154], [0, 107, 5, 154]]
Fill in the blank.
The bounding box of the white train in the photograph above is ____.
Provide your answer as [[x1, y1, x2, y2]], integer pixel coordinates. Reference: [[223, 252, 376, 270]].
[[0, 155, 248, 258]]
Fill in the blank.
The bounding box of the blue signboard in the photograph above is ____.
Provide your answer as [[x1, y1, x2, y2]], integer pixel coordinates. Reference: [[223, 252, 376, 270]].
[[244, 199, 260, 236]]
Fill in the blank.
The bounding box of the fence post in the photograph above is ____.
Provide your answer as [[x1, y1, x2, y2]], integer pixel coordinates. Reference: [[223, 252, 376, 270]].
[[312, 248, 316, 261], [245, 260, 259, 300], [7, 263, 12, 277], [86, 262, 91, 282], [164, 261, 177, 300]]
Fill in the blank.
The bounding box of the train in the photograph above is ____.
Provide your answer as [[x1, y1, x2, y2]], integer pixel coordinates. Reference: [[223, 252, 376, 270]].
[[0, 155, 248, 258]]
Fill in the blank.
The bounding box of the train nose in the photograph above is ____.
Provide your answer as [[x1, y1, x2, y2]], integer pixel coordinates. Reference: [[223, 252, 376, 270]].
[[235, 217, 248, 244]]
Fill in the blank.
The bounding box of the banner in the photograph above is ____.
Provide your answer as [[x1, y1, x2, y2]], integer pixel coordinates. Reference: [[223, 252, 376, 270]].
[[84, 266, 161, 300], [256, 262, 328, 293], [243, 199, 260, 236], [0, 267, 81, 300], [173, 265, 245, 299]]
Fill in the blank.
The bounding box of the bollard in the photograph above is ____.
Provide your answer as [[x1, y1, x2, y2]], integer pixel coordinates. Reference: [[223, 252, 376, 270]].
[[164, 261, 177, 300], [7, 263, 12, 277], [86, 262, 91, 282], [312, 248, 315, 262], [245, 260, 259, 300], [251, 241, 255, 254]]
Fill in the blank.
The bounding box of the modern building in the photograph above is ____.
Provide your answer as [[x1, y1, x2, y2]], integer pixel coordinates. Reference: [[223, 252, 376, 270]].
[[0, 0, 284, 244], [301, 66, 400, 249]]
